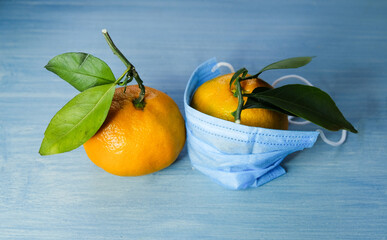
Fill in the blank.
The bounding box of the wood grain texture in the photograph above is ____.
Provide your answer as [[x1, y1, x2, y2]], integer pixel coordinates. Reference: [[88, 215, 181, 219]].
[[0, 0, 386, 239]]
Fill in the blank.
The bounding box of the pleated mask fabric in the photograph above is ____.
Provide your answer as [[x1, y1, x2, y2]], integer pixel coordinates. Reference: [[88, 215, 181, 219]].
[[184, 58, 320, 190]]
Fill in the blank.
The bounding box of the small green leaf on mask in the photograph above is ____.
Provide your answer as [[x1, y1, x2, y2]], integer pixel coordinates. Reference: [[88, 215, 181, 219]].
[[243, 88, 296, 116], [257, 56, 314, 75], [247, 84, 358, 133]]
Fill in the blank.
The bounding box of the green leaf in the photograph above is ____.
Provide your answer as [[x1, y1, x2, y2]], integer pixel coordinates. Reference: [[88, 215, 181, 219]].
[[39, 83, 116, 155], [257, 56, 314, 75], [243, 88, 296, 116], [45, 52, 116, 91], [248, 84, 358, 133]]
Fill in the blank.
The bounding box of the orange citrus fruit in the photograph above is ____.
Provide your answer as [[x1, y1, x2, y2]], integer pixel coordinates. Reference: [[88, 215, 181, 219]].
[[83, 85, 186, 176], [191, 73, 288, 130]]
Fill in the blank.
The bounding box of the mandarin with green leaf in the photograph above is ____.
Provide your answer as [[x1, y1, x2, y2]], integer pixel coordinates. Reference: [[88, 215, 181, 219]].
[[191, 73, 288, 130], [40, 30, 186, 176], [192, 56, 357, 134]]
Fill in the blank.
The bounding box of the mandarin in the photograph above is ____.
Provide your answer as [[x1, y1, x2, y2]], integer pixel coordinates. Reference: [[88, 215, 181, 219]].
[[84, 86, 186, 176], [191, 73, 288, 130]]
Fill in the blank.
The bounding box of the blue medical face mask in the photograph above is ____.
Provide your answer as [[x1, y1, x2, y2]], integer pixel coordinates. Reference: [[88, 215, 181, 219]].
[[184, 58, 347, 190]]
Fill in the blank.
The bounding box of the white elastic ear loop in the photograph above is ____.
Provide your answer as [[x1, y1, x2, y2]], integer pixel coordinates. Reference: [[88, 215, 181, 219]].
[[211, 62, 235, 73], [316, 129, 347, 147], [272, 74, 347, 147]]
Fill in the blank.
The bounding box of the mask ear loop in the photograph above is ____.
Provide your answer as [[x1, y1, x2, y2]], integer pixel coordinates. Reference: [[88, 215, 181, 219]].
[[211, 62, 235, 73], [211, 62, 347, 146], [272, 75, 347, 147]]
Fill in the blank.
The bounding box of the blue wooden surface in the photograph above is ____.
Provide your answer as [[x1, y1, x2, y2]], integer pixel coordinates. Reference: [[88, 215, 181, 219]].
[[0, 0, 386, 239]]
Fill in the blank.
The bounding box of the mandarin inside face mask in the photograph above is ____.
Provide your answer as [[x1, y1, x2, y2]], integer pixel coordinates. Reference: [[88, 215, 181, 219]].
[[184, 58, 347, 190]]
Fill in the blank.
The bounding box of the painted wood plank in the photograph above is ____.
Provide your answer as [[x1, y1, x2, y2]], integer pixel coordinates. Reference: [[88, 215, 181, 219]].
[[0, 0, 386, 239]]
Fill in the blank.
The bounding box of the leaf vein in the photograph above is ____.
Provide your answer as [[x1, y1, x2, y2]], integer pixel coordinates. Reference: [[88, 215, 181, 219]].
[[78, 53, 90, 69], [47, 66, 115, 83]]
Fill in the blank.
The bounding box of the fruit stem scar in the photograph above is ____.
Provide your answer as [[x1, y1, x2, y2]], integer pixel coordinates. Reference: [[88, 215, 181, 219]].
[[102, 29, 146, 109]]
